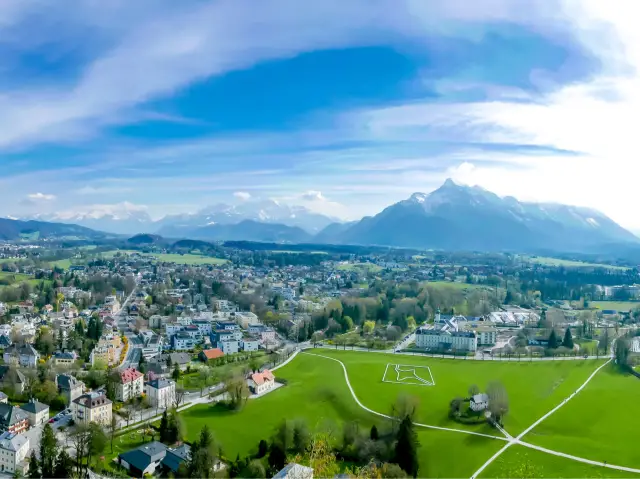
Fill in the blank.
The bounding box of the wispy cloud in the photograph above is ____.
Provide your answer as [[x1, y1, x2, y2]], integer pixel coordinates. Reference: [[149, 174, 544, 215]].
[[233, 191, 251, 200], [27, 192, 56, 201]]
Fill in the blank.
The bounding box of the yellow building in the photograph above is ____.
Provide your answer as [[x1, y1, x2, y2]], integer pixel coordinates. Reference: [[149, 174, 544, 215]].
[[72, 392, 112, 425]]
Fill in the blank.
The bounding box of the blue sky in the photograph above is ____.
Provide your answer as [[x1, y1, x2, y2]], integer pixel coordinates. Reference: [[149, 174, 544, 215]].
[[1, 0, 640, 228]]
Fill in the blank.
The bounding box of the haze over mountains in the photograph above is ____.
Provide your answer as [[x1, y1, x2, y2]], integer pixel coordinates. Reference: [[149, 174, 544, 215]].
[[6, 180, 639, 254]]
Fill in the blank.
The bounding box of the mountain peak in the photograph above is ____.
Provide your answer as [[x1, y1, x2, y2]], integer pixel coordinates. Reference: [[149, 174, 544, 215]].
[[442, 178, 458, 188]]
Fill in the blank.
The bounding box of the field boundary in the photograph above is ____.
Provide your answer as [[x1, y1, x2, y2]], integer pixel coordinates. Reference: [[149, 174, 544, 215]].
[[301, 352, 507, 441], [382, 363, 435, 386]]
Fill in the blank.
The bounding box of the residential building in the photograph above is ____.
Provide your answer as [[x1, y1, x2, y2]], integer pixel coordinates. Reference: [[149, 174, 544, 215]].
[[0, 393, 7, 404], [117, 368, 144, 402], [171, 332, 196, 351], [141, 333, 163, 359], [470, 393, 490, 412], [161, 444, 190, 475], [0, 367, 25, 395], [217, 339, 239, 355], [90, 344, 116, 367], [274, 463, 314, 479], [118, 441, 168, 477], [145, 379, 176, 409], [415, 328, 477, 352], [199, 348, 224, 362], [56, 374, 85, 406], [0, 432, 29, 475], [234, 312, 260, 329], [53, 350, 78, 366], [72, 392, 112, 425], [241, 338, 259, 352], [0, 405, 29, 434], [19, 399, 49, 426], [475, 326, 498, 346], [215, 321, 239, 331], [247, 369, 275, 395], [2, 344, 39, 368]]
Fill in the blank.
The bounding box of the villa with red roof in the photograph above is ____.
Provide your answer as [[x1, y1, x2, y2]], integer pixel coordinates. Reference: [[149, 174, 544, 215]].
[[117, 368, 144, 402], [247, 369, 275, 395]]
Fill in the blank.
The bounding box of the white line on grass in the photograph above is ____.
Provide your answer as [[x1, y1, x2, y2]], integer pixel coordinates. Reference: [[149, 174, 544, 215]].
[[470, 358, 613, 479], [382, 363, 391, 383], [518, 440, 640, 474], [302, 352, 507, 442]]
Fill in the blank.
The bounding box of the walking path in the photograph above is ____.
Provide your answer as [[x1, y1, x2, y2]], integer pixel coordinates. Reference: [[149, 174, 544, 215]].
[[300, 350, 640, 477]]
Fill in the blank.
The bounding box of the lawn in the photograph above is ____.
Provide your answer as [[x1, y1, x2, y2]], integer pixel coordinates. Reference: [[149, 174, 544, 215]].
[[422, 280, 491, 291], [590, 301, 640, 312], [523, 255, 629, 270], [336, 263, 383, 273], [48, 258, 72, 269], [524, 365, 640, 470], [313, 349, 605, 436], [100, 250, 228, 265], [574, 339, 599, 355], [179, 352, 507, 477], [480, 444, 638, 478]]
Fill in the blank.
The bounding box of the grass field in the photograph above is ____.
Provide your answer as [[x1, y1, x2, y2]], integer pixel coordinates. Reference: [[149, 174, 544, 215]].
[[523, 255, 629, 270], [422, 280, 491, 291], [48, 258, 72, 269], [480, 444, 637, 478], [525, 365, 640, 470], [100, 250, 228, 265], [315, 350, 605, 436], [337, 262, 383, 273], [591, 301, 640, 312], [180, 352, 507, 477], [177, 349, 615, 477]]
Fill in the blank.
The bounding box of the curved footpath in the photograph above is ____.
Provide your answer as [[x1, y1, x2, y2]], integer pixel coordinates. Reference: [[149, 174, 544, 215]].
[[297, 351, 640, 478]]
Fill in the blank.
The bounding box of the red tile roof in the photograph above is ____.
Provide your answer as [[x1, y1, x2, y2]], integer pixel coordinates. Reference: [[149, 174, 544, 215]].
[[250, 369, 275, 386], [120, 368, 143, 384], [201, 348, 224, 360]]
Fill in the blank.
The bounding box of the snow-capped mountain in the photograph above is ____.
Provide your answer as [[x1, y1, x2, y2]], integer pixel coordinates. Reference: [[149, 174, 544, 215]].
[[155, 199, 339, 236], [25, 202, 154, 235], [317, 179, 638, 252]]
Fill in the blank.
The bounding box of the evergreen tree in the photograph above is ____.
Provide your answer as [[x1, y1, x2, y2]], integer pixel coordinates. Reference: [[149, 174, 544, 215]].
[[53, 450, 74, 478], [28, 452, 40, 479], [267, 443, 286, 475], [562, 328, 574, 349], [548, 329, 559, 349], [172, 363, 181, 381], [159, 410, 169, 442], [370, 425, 379, 441], [186, 426, 217, 478], [394, 416, 419, 478], [40, 424, 58, 478], [257, 439, 268, 458]]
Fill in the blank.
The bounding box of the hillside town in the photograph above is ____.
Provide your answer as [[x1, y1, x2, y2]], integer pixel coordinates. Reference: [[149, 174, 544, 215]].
[[0, 244, 639, 477]]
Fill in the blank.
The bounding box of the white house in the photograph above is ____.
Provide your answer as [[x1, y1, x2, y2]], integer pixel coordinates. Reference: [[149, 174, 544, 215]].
[[172, 333, 196, 351], [145, 379, 176, 409], [217, 339, 239, 354], [414, 328, 477, 352], [247, 369, 275, 395], [470, 393, 489, 412], [116, 368, 144, 402], [2, 344, 39, 368], [0, 432, 29, 475], [241, 338, 259, 352], [19, 399, 49, 426]]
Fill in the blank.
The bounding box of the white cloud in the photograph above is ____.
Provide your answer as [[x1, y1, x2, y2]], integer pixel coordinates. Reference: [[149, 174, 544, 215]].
[[301, 190, 325, 201], [233, 191, 251, 201], [27, 192, 56, 201]]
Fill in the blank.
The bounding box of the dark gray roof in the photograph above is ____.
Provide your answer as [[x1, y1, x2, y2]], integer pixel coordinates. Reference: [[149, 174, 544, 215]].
[[0, 366, 25, 384], [146, 379, 173, 390], [0, 404, 29, 427], [56, 374, 83, 391], [20, 399, 49, 414], [161, 444, 190, 472], [3, 343, 38, 357], [119, 441, 168, 471]]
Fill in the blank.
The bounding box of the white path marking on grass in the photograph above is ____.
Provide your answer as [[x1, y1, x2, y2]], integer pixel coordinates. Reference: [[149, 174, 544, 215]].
[[470, 357, 613, 479], [272, 348, 301, 371], [518, 440, 640, 474], [302, 352, 507, 442]]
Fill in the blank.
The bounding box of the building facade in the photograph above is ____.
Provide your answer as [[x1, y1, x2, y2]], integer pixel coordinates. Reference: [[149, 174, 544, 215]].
[[72, 392, 112, 425], [0, 432, 29, 475], [117, 368, 144, 402], [145, 379, 176, 409], [415, 328, 477, 352]]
